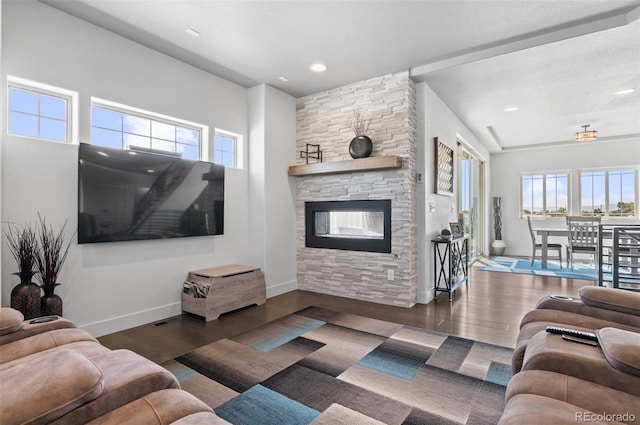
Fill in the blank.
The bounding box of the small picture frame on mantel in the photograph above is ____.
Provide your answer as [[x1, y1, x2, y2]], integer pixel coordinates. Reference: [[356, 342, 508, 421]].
[[434, 137, 454, 196]]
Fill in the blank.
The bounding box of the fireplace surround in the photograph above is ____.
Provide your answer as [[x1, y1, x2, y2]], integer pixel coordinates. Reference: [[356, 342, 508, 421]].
[[295, 71, 417, 307], [305, 200, 392, 253]]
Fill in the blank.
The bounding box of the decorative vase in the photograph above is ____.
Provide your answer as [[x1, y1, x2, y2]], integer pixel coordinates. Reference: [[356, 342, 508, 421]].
[[491, 240, 507, 256], [10, 272, 41, 319], [41, 285, 63, 316], [349, 135, 373, 159]]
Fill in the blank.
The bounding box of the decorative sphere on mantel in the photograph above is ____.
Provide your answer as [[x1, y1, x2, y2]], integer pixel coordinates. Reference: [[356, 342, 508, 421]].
[[349, 135, 373, 159]]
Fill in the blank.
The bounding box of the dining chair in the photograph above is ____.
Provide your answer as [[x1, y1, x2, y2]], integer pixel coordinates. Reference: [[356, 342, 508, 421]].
[[527, 216, 563, 267], [566, 216, 601, 270]]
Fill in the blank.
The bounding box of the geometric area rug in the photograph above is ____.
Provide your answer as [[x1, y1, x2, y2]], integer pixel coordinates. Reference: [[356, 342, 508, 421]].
[[480, 256, 597, 281], [161, 306, 513, 425]]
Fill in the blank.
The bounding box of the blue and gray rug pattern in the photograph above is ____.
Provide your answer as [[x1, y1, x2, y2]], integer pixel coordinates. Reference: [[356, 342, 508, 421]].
[[480, 256, 597, 281], [163, 306, 513, 425]]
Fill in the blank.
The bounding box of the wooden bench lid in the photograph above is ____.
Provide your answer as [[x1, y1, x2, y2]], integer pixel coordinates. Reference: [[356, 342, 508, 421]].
[[190, 264, 260, 278]]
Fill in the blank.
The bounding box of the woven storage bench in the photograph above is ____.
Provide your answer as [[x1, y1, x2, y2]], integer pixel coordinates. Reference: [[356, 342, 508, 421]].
[[182, 264, 266, 321]]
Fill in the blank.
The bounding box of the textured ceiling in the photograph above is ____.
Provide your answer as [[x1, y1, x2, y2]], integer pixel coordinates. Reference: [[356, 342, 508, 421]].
[[40, 0, 640, 153]]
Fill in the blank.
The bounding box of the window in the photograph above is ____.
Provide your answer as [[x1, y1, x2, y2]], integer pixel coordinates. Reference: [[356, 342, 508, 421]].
[[213, 130, 238, 167], [8, 77, 76, 143], [91, 99, 206, 160], [580, 168, 637, 217], [521, 172, 569, 218]]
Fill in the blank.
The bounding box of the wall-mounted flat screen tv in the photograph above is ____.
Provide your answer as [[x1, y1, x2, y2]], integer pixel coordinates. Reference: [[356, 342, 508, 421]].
[[78, 143, 224, 244]]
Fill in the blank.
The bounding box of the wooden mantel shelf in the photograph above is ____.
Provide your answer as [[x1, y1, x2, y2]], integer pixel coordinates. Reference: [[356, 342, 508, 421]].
[[288, 155, 402, 177]]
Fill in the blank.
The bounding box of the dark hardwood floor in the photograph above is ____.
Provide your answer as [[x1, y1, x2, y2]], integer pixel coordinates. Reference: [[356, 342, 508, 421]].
[[98, 259, 592, 364]]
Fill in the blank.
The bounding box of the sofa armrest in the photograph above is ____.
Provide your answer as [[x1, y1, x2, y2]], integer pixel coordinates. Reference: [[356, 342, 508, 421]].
[[0, 308, 24, 336], [533, 290, 640, 329], [597, 327, 640, 377], [580, 286, 640, 316], [0, 328, 99, 364], [0, 313, 77, 346], [0, 348, 104, 424]]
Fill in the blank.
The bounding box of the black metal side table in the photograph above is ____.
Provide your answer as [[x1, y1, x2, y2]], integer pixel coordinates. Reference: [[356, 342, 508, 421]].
[[432, 235, 469, 301]]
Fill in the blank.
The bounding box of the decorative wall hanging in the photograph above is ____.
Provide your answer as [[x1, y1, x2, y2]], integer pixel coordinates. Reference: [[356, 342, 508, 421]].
[[434, 137, 454, 196]]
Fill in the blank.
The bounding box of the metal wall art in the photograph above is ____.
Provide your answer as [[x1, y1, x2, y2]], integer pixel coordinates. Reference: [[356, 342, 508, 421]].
[[434, 137, 454, 196]]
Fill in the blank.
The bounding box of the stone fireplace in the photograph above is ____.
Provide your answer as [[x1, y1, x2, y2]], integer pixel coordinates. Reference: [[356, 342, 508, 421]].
[[294, 71, 417, 307]]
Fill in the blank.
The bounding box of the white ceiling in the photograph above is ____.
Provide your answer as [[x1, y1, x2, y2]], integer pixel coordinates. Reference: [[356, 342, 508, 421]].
[[41, 0, 640, 153]]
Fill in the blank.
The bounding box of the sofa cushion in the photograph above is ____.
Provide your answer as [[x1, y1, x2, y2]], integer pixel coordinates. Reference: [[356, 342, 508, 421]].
[[172, 412, 232, 424], [86, 389, 223, 425], [0, 348, 104, 425], [580, 286, 640, 316], [597, 327, 640, 377], [0, 308, 24, 336], [498, 394, 625, 425], [512, 318, 635, 374], [505, 370, 640, 422], [522, 331, 640, 397]]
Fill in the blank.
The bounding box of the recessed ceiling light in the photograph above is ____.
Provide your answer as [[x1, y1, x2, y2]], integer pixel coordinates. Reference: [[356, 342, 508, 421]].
[[185, 28, 201, 37], [278, 76, 289, 82], [503, 107, 519, 112], [146, 169, 155, 173], [615, 89, 635, 95], [310, 63, 327, 73], [97, 151, 108, 157]]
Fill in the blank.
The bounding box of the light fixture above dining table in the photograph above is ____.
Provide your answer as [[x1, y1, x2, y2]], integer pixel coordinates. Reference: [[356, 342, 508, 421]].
[[575, 124, 598, 142]]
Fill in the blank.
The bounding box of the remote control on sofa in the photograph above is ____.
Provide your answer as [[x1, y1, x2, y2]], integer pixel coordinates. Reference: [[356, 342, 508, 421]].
[[545, 326, 598, 341]]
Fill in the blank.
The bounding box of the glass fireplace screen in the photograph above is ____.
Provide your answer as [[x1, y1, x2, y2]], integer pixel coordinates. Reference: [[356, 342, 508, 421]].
[[314, 211, 385, 240], [305, 200, 391, 253]]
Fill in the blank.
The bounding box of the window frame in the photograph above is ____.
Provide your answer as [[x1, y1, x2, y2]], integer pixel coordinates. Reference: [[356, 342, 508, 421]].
[[90, 97, 208, 160], [578, 166, 638, 218], [520, 170, 571, 219], [7, 76, 78, 144], [213, 129, 240, 168]]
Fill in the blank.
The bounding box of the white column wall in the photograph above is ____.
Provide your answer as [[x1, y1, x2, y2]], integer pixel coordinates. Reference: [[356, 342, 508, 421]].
[[416, 82, 491, 304], [247, 84, 298, 296]]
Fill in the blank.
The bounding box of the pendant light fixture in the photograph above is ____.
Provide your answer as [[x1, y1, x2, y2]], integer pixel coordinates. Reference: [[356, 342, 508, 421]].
[[575, 124, 598, 142]]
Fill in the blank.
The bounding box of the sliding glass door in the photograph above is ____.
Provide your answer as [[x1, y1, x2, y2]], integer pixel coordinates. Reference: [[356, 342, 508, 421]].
[[458, 143, 484, 260]]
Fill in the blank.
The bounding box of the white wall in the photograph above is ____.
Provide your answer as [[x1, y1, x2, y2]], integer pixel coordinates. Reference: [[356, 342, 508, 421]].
[[0, 0, 3, 306], [491, 139, 640, 257], [416, 82, 491, 303], [1, 0, 251, 336], [248, 85, 297, 296]]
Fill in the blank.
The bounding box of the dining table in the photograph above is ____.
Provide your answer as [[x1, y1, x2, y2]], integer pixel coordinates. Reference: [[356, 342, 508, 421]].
[[536, 223, 640, 269], [535, 227, 570, 269]]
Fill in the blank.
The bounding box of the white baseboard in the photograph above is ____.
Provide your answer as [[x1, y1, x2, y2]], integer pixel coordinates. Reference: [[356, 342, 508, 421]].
[[267, 279, 297, 298], [79, 302, 182, 338], [81, 280, 298, 338], [417, 289, 434, 304]]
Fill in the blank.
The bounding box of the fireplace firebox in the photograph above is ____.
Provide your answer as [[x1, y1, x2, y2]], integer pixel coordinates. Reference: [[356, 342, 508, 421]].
[[305, 200, 391, 253]]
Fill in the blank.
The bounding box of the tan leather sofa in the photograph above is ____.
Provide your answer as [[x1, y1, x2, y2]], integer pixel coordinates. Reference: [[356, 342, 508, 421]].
[[0, 307, 230, 425], [500, 287, 640, 425], [511, 286, 640, 373]]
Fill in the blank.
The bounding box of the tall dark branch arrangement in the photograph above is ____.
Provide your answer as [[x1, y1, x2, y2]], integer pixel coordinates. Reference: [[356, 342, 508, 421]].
[[34, 216, 75, 288], [3, 223, 38, 274]]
